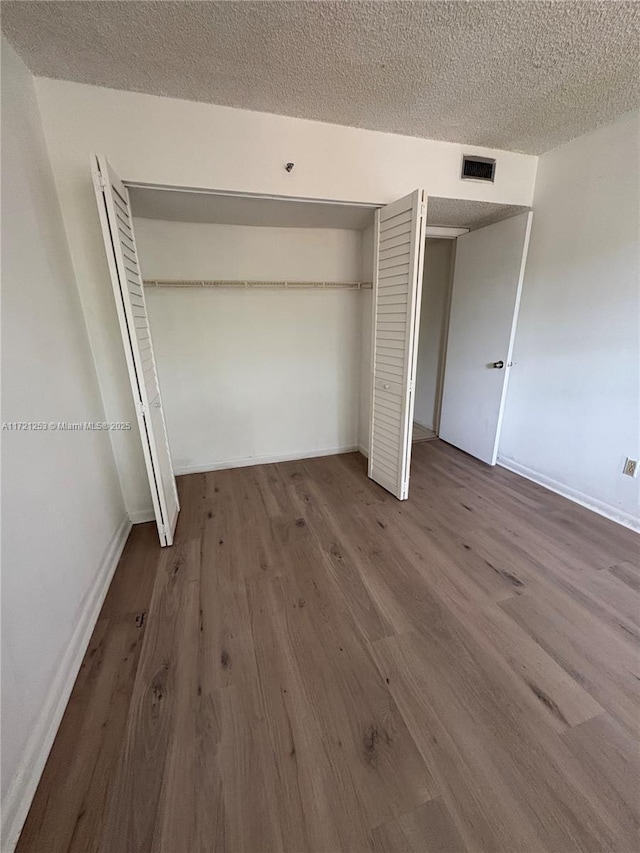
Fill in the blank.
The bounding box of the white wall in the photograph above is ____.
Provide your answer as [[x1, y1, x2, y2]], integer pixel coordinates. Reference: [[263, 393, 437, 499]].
[[133, 218, 363, 281], [1, 40, 128, 849], [414, 239, 455, 431], [34, 76, 538, 518], [499, 110, 640, 528], [145, 289, 362, 472], [133, 219, 363, 471]]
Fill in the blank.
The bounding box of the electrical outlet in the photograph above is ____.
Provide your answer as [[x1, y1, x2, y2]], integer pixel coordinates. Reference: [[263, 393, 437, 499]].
[[623, 458, 638, 478]]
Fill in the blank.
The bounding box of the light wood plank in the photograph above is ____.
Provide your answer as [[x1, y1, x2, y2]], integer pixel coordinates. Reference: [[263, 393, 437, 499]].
[[371, 797, 468, 853]]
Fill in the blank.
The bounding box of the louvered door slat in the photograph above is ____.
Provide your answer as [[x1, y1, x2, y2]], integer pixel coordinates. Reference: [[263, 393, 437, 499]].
[[378, 233, 412, 251], [368, 189, 427, 500], [92, 154, 179, 547]]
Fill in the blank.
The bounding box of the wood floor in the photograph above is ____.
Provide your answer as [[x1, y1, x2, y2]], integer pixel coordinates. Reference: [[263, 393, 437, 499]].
[[17, 441, 639, 852]]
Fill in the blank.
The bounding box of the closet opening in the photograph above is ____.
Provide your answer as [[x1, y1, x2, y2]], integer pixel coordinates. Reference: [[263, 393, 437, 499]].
[[128, 187, 378, 474], [93, 169, 386, 544]]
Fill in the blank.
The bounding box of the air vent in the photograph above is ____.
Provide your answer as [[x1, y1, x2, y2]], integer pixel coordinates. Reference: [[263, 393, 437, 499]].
[[461, 156, 496, 182]]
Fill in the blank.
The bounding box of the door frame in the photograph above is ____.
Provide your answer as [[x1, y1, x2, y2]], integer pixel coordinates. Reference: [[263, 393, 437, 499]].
[[433, 238, 459, 436]]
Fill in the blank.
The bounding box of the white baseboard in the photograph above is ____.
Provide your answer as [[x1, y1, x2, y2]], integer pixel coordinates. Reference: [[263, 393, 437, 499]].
[[128, 508, 155, 524], [1, 516, 132, 852], [358, 444, 369, 458], [497, 457, 640, 533], [173, 444, 359, 476]]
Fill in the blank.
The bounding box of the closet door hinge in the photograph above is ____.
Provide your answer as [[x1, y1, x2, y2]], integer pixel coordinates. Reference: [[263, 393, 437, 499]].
[[408, 379, 415, 393], [420, 202, 427, 218], [96, 172, 107, 192], [136, 400, 147, 417]]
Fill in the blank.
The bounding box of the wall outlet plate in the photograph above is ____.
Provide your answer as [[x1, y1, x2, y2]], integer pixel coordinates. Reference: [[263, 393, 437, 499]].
[[623, 458, 638, 478]]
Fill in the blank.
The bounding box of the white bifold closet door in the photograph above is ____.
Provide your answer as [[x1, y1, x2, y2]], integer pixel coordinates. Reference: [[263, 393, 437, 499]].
[[91, 154, 179, 547], [368, 189, 427, 499]]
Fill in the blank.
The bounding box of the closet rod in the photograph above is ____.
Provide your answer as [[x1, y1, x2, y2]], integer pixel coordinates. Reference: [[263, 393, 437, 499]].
[[144, 279, 373, 290]]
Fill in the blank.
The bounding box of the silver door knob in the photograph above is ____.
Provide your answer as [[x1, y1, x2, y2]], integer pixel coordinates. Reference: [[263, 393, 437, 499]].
[[492, 360, 505, 369]]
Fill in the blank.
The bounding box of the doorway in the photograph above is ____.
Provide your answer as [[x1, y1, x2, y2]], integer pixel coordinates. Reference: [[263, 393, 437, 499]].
[[413, 237, 456, 443], [411, 198, 533, 466]]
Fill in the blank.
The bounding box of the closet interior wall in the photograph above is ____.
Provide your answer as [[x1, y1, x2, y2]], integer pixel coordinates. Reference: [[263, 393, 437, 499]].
[[413, 238, 456, 434], [132, 213, 375, 474]]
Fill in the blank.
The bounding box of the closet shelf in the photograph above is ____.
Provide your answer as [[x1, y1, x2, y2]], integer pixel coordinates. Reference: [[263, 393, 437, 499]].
[[143, 279, 373, 290]]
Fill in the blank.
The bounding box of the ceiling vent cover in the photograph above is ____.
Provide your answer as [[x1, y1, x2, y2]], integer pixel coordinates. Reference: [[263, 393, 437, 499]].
[[461, 156, 496, 182]]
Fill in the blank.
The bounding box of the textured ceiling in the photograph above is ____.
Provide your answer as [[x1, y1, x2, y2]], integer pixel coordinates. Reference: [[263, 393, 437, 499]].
[[129, 187, 525, 231], [3, 1, 639, 154]]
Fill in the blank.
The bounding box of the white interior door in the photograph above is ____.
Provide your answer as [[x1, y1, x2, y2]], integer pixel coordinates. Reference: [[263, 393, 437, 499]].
[[439, 211, 533, 465], [91, 154, 179, 546], [369, 189, 427, 499]]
